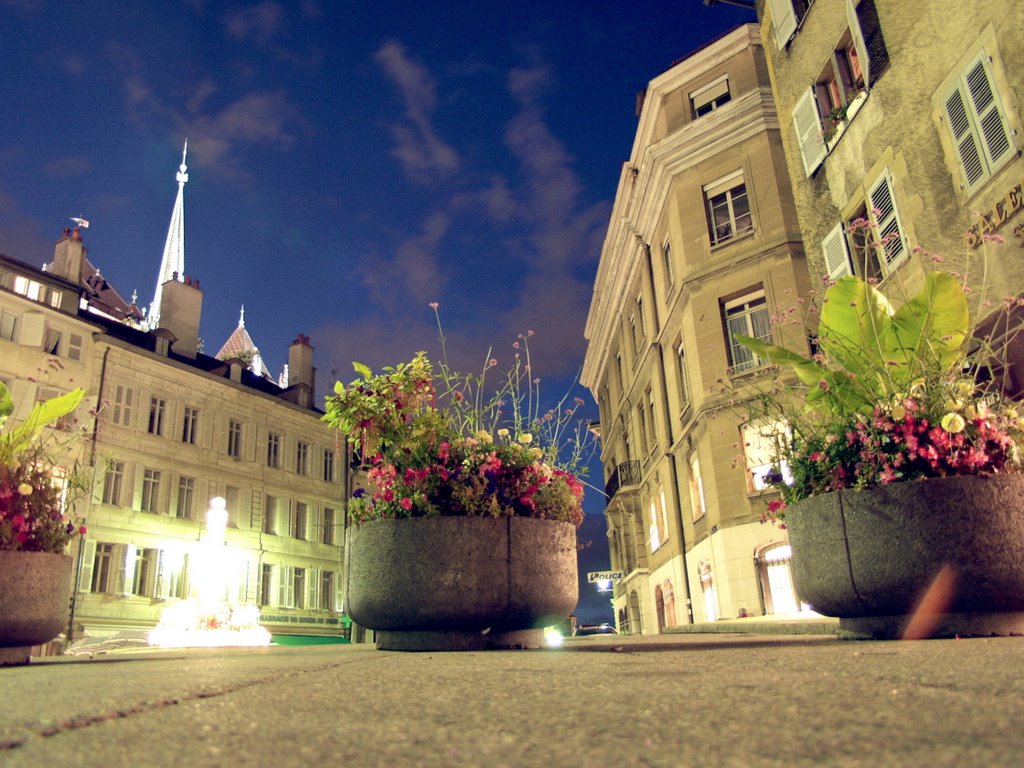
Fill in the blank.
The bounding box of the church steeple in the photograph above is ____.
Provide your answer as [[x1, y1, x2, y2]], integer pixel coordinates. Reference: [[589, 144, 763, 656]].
[[149, 141, 189, 327]]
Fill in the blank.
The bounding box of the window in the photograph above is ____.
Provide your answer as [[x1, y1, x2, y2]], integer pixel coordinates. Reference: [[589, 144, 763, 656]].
[[228, 419, 242, 459], [649, 488, 669, 552], [267, 432, 280, 468], [263, 495, 276, 534], [294, 501, 307, 540], [323, 507, 336, 545], [845, 169, 908, 279], [293, 568, 306, 609], [645, 389, 657, 451], [636, 403, 649, 456], [699, 560, 717, 622], [321, 571, 336, 611], [259, 563, 273, 606], [323, 449, 335, 483], [181, 407, 198, 445], [91, 543, 114, 593], [141, 469, 161, 513], [689, 454, 707, 521], [112, 385, 134, 427], [176, 476, 195, 520], [742, 420, 793, 491], [148, 397, 166, 436], [940, 51, 1016, 195], [675, 342, 691, 413], [102, 461, 124, 506], [0, 310, 17, 342], [661, 239, 675, 287], [690, 75, 730, 118], [793, 0, 889, 176], [724, 291, 772, 373], [130, 547, 158, 597], [704, 173, 753, 246], [43, 327, 61, 355], [766, 0, 811, 49], [296, 441, 309, 475]]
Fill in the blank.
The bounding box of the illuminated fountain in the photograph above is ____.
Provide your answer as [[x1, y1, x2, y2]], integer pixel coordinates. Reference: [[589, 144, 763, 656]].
[[149, 497, 272, 648]]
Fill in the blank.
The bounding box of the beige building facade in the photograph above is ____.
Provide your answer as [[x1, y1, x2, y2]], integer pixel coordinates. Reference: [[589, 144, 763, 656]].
[[757, 0, 1024, 347], [583, 24, 814, 633], [2, 228, 348, 642]]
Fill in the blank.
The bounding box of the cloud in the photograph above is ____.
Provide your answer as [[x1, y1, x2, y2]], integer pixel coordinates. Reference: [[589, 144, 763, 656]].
[[360, 210, 450, 309], [224, 1, 286, 45], [373, 41, 460, 184], [44, 156, 92, 178]]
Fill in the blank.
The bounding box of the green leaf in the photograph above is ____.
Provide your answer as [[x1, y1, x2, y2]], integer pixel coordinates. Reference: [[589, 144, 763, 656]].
[[734, 334, 827, 388], [0, 380, 12, 423], [884, 272, 969, 382], [818, 275, 894, 385], [2, 387, 85, 454], [353, 361, 373, 381]]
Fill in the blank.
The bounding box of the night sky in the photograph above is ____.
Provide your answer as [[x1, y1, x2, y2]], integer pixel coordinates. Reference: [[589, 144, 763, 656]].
[[0, 0, 756, 622]]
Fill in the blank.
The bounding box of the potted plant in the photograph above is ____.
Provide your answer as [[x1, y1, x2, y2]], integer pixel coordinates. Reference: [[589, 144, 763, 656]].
[[0, 381, 86, 665], [736, 254, 1024, 637], [323, 313, 590, 651]]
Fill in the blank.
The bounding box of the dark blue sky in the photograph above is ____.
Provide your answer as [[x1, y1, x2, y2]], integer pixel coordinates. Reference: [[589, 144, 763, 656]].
[[0, 0, 756, 621]]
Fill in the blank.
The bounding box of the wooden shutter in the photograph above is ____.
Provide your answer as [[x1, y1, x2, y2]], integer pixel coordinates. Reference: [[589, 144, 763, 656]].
[[78, 539, 97, 592], [335, 571, 345, 614], [118, 544, 135, 596], [868, 170, 907, 268], [767, 0, 797, 50], [964, 54, 1013, 172], [847, 0, 889, 88], [307, 569, 319, 611], [793, 86, 826, 177], [822, 223, 854, 279]]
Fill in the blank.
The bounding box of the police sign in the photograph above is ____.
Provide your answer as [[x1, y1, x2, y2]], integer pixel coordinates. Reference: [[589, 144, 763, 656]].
[[587, 571, 624, 583]]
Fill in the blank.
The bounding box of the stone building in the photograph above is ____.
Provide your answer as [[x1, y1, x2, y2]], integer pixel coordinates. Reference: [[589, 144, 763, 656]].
[[582, 24, 813, 633], [0, 150, 348, 642], [757, 0, 1024, 359]]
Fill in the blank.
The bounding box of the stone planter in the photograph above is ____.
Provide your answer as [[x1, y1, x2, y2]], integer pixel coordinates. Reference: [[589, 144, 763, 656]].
[[347, 516, 578, 651], [0, 551, 73, 665], [787, 474, 1024, 638]]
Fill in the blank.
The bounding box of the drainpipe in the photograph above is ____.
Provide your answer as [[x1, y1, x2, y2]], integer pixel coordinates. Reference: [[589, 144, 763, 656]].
[[642, 241, 695, 625]]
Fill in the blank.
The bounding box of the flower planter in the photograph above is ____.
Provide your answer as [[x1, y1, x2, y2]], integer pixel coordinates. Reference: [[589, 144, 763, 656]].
[[787, 474, 1024, 637], [347, 516, 578, 651], [0, 551, 73, 665]]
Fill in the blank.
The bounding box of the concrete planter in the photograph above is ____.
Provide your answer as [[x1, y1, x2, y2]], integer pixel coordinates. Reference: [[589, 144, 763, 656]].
[[0, 551, 73, 665], [787, 474, 1024, 637], [347, 516, 578, 651]]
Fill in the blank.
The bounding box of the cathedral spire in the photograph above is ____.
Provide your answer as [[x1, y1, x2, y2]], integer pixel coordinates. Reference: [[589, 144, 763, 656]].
[[149, 141, 189, 327]]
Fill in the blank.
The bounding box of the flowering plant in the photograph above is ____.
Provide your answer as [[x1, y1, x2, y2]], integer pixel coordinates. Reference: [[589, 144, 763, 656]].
[[322, 312, 590, 526], [735, 265, 1024, 518], [0, 381, 86, 552]]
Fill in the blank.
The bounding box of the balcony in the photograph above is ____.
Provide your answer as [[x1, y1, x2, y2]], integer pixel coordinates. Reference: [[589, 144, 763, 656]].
[[604, 460, 641, 499]]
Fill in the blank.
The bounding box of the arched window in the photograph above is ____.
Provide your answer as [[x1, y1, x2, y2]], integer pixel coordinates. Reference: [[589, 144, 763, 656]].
[[699, 560, 717, 622], [663, 579, 677, 627], [655, 584, 666, 632], [757, 542, 808, 614]]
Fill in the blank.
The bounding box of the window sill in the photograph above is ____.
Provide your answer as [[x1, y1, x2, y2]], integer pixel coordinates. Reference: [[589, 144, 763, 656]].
[[709, 228, 755, 253], [823, 90, 868, 155]]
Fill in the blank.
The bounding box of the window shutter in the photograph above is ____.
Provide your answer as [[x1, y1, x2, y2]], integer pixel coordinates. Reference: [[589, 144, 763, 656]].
[[868, 170, 907, 268], [793, 86, 826, 177], [156, 550, 170, 599], [78, 540, 96, 592], [19, 312, 45, 348], [847, 0, 889, 88], [767, 0, 797, 50], [278, 565, 292, 607], [335, 571, 344, 614], [822, 223, 854, 279], [119, 544, 135, 596], [964, 55, 1013, 171], [307, 569, 319, 610]]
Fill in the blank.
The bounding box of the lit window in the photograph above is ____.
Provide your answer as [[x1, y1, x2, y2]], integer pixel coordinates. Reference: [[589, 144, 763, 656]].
[[689, 454, 706, 521], [742, 420, 793, 491], [704, 173, 753, 246]]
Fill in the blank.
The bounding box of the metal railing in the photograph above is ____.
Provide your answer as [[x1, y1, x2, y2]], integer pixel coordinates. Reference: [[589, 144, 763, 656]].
[[604, 460, 641, 499]]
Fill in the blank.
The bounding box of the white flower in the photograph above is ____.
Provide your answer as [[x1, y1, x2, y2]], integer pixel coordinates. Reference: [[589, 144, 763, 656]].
[[941, 413, 966, 434], [518, 433, 533, 444], [17, 483, 33, 496]]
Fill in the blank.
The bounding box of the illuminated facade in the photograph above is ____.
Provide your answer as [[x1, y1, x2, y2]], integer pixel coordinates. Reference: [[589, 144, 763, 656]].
[[0, 162, 348, 642], [582, 25, 813, 633]]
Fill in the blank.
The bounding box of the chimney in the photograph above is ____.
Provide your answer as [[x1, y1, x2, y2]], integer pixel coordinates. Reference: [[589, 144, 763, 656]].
[[286, 334, 316, 408], [50, 228, 86, 284], [158, 275, 203, 358]]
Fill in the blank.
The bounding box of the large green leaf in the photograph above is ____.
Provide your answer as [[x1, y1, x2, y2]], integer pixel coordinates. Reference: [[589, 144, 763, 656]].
[[0, 380, 12, 424], [883, 272, 969, 384], [818, 275, 895, 387], [2, 387, 85, 454]]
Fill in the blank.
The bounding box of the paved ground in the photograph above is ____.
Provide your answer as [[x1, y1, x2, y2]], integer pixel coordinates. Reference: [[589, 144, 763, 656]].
[[2, 631, 1023, 767]]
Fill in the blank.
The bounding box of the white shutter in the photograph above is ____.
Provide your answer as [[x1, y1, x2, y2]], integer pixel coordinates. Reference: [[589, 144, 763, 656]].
[[868, 170, 907, 268], [964, 55, 1013, 171], [278, 565, 294, 608], [822, 223, 854, 279], [767, 0, 797, 50], [19, 312, 45, 348], [118, 544, 135, 595], [307, 569, 319, 610], [155, 550, 170, 599], [78, 539, 96, 592], [846, 0, 871, 88], [335, 571, 344, 614], [793, 86, 826, 177]]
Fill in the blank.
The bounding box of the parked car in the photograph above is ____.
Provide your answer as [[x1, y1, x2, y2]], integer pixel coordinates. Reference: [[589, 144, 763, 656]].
[[573, 623, 617, 636]]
